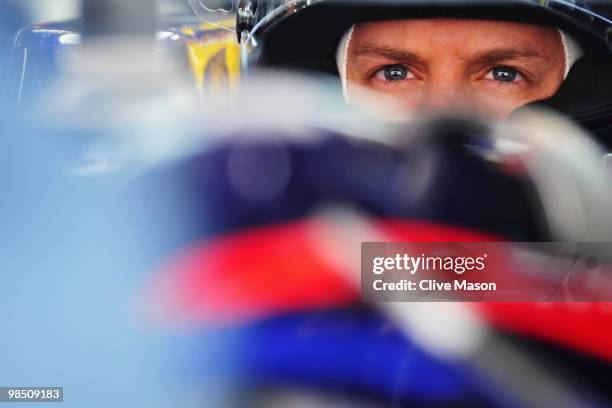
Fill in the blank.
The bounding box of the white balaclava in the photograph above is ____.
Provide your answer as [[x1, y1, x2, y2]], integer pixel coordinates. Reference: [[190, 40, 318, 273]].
[[335, 24, 583, 102]]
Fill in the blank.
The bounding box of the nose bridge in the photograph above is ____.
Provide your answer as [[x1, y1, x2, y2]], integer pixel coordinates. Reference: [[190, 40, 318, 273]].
[[419, 64, 470, 114]]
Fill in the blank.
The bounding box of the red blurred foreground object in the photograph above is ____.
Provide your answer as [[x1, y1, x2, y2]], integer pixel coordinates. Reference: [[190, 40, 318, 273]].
[[148, 218, 495, 325], [148, 217, 612, 363], [479, 303, 612, 362]]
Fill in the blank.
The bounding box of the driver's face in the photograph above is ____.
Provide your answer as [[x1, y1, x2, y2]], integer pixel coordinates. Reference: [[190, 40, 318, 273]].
[[346, 18, 566, 119]]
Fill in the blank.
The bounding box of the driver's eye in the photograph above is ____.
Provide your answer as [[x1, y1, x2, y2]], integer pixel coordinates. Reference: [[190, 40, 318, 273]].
[[486, 66, 522, 83], [375, 65, 412, 81]]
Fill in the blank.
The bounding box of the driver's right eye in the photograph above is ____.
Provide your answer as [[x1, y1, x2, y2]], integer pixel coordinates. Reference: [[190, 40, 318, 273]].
[[375, 65, 412, 81]]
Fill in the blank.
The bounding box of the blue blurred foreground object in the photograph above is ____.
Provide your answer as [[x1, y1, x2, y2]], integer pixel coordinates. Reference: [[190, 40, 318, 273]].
[[213, 308, 509, 407], [0, 116, 185, 407], [180, 307, 612, 407]]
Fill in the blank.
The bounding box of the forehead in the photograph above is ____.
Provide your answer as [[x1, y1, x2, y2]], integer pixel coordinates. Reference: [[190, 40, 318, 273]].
[[352, 18, 561, 54]]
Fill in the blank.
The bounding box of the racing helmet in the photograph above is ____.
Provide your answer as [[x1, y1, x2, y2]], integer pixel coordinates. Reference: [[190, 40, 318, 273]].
[[234, 1, 612, 69], [217, 0, 612, 140]]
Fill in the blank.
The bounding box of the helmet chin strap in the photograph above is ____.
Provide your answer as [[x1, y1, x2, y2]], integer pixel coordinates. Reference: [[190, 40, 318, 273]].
[[336, 25, 583, 103]]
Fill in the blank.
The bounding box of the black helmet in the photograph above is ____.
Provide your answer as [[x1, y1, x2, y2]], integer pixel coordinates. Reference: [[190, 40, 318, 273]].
[[239, 0, 611, 70], [230, 0, 612, 141]]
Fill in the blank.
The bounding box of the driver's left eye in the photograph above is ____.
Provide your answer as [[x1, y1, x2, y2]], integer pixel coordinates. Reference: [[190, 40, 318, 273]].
[[486, 66, 522, 83]]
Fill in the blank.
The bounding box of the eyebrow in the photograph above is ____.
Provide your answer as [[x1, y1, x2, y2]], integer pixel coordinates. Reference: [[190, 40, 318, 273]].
[[352, 45, 549, 65], [469, 48, 549, 65], [353, 46, 424, 64]]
